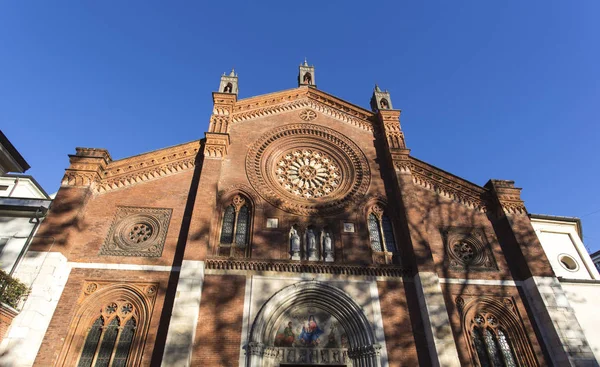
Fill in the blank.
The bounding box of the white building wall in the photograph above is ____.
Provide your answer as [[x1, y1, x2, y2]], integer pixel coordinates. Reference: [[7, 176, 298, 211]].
[[562, 282, 600, 362], [531, 217, 600, 280], [0, 217, 37, 273], [531, 216, 600, 364]]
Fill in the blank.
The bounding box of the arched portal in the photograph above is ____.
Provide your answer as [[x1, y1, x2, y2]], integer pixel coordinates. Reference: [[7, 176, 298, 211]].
[[247, 281, 382, 367]]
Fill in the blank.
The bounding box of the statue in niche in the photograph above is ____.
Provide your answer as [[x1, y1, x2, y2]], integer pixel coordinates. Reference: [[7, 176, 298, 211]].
[[290, 226, 301, 260], [307, 228, 318, 260], [323, 231, 334, 262]]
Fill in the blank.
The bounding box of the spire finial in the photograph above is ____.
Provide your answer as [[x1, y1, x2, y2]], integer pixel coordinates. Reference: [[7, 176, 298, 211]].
[[375, 84, 381, 92], [229, 68, 236, 77], [303, 57, 308, 66]]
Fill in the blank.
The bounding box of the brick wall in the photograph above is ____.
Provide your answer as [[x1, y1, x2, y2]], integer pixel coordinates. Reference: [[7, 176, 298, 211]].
[[192, 274, 246, 366], [33, 268, 170, 366], [0, 303, 18, 343]]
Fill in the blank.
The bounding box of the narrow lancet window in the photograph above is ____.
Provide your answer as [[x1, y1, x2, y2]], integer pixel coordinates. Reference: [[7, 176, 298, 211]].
[[77, 316, 104, 367]]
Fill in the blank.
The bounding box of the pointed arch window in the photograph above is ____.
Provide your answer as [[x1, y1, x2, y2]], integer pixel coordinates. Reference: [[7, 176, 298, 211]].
[[218, 194, 252, 257], [469, 313, 517, 367], [76, 301, 137, 367], [458, 296, 536, 367], [368, 205, 397, 253]]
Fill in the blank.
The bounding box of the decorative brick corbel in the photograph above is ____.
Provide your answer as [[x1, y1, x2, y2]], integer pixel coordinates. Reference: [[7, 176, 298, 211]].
[[484, 179, 527, 217], [378, 109, 406, 150], [205, 92, 236, 158], [61, 148, 111, 189]]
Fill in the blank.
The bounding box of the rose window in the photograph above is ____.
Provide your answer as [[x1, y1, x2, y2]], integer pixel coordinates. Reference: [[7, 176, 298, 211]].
[[128, 223, 153, 244], [452, 241, 475, 263], [276, 149, 341, 199]]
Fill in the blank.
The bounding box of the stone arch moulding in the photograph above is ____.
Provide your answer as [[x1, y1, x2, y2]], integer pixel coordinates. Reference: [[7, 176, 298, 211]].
[[218, 183, 263, 210], [247, 281, 382, 367], [55, 282, 157, 367]]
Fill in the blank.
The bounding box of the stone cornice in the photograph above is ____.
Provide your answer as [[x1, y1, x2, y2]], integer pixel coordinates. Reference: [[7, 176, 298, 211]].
[[231, 87, 375, 132], [205, 258, 410, 277], [402, 157, 488, 212], [62, 141, 202, 194]]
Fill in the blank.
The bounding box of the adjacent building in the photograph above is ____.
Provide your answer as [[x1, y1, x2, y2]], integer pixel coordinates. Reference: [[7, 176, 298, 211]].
[[0, 131, 52, 346], [0, 64, 598, 366], [531, 214, 600, 362]]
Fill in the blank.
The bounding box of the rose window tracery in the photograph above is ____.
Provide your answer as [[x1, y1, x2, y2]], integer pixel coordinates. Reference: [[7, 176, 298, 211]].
[[128, 223, 153, 244], [246, 124, 370, 216], [452, 241, 475, 263], [276, 149, 341, 200]]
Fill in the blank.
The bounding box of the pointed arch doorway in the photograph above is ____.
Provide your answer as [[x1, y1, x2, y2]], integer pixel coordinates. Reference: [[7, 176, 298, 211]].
[[246, 281, 382, 367]]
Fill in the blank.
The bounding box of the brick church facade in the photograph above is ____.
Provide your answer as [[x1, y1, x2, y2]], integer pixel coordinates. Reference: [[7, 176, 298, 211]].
[[4, 61, 597, 366]]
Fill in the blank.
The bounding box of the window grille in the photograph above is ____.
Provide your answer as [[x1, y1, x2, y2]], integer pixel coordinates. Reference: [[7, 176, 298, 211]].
[[220, 205, 235, 244], [112, 318, 136, 367], [368, 213, 383, 252], [95, 317, 120, 367], [235, 205, 249, 247], [77, 317, 104, 367], [382, 215, 397, 253]]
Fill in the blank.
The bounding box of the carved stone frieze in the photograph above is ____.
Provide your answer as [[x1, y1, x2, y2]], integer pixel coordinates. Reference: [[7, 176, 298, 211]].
[[62, 141, 201, 194], [206, 258, 409, 277], [484, 179, 527, 217], [232, 87, 375, 132], [99, 206, 172, 257], [246, 123, 371, 216], [204, 132, 230, 158], [405, 157, 488, 212]]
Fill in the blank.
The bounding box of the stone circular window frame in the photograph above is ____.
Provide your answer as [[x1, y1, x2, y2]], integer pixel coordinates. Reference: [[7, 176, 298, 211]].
[[246, 124, 370, 216], [113, 214, 162, 251], [445, 230, 495, 270], [558, 253, 579, 272], [100, 206, 172, 257]]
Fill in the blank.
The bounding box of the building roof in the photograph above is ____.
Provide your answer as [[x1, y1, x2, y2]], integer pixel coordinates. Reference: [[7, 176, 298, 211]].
[[0, 130, 30, 173]]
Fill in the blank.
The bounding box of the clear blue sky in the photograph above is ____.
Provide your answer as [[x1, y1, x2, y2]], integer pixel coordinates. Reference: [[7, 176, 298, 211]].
[[1, 1, 599, 252]]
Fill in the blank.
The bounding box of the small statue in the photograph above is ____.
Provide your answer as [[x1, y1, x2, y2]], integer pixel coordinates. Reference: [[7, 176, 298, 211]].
[[323, 232, 332, 253], [323, 231, 334, 262], [290, 227, 301, 260], [307, 229, 316, 251]]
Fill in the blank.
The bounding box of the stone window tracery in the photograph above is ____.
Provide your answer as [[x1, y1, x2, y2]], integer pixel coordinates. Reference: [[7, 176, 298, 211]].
[[470, 312, 517, 367], [443, 228, 497, 271], [276, 148, 341, 200], [218, 194, 252, 258], [77, 300, 138, 367], [458, 297, 538, 367], [368, 205, 397, 254]]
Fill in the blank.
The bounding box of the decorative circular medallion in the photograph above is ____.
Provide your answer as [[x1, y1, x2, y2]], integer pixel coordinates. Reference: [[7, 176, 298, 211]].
[[112, 214, 162, 251], [146, 285, 158, 296], [452, 241, 475, 263], [84, 282, 98, 295], [299, 109, 317, 121], [127, 223, 153, 244], [246, 124, 370, 216], [276, 149, 340, 199]]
